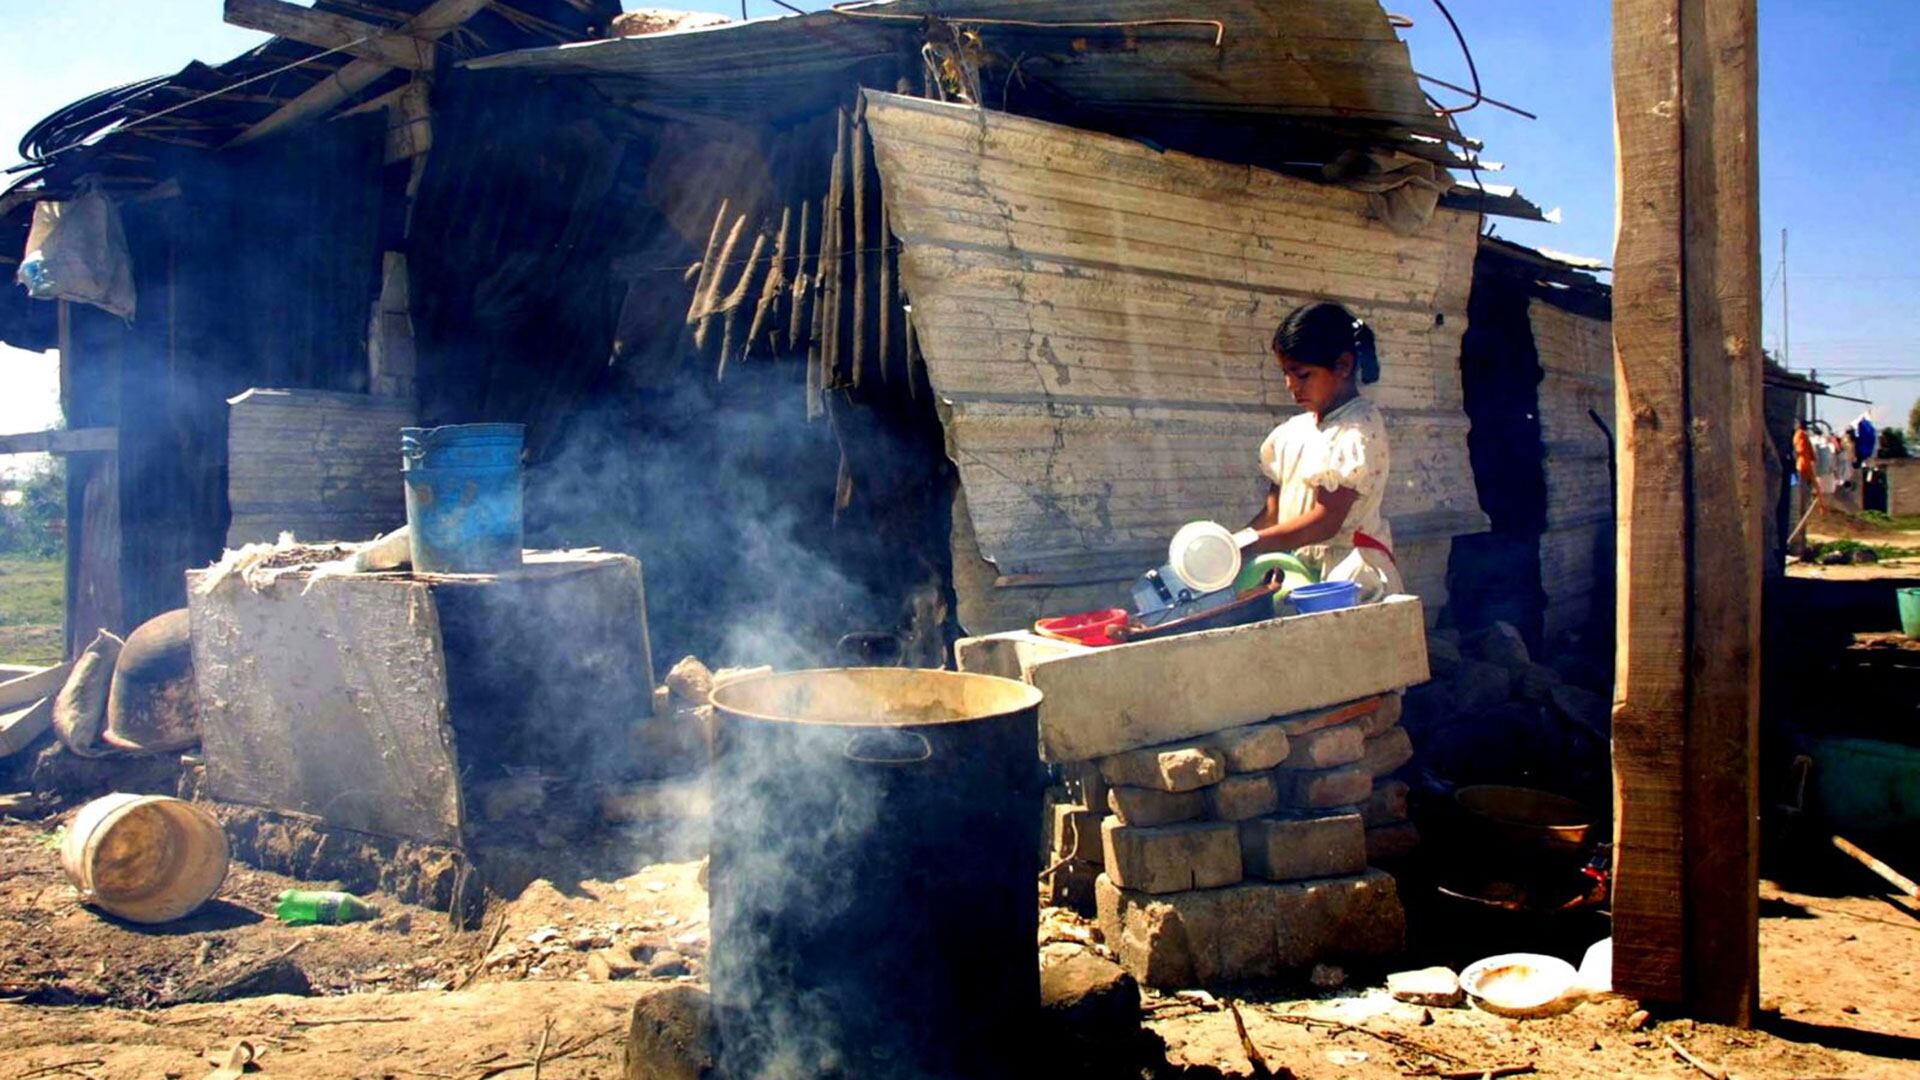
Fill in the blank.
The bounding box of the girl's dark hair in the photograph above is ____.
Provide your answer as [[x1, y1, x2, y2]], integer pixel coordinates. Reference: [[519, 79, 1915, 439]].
[[1271, 302, 1380, 385]]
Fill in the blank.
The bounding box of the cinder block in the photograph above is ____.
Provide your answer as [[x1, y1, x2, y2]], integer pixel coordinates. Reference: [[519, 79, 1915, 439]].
[[1361, 780, 1410, 827], [1203, 773, 1279, 822], [1281, 722, 1365, 770], [1099, 744, 1225, 793], [1276, 764, 1372, 809], [1209, 721, 1291, 773], [1101, 817, 1242, 894], [1051, 803, 1103, 865], [1068, 763, 1110, 816], [1366, 821, 1421, 863], [1239, 812, 1366, 882], [1045, 856, 1101, 914], [1357, 692, 1404, 738], [1276, 695, 1385, 737], [1095, 869, 1406, 988], [1108, 785, 1205, 827], [1360, 727, 1414, 779], [1022, 596, 1430, 761]]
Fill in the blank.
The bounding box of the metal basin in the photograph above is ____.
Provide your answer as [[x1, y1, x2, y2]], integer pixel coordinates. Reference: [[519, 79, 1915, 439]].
[[1456, 784, 1596, 858]]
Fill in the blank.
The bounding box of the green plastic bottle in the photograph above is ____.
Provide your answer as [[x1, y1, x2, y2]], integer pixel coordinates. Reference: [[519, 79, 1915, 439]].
[[275, 889, 379, 925]]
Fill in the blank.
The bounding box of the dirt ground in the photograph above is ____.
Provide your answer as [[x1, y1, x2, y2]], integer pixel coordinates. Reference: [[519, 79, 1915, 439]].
[[1143, 875, 1920, 1079], [7, 791, 1920, 1080]]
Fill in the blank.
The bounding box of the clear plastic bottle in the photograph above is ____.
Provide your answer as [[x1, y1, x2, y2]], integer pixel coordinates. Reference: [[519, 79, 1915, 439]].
[[274, 889, 379, 925]]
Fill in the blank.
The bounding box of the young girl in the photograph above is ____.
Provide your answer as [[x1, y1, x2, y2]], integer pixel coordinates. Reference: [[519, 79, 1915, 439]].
[[1237, 301, 1403, 602]]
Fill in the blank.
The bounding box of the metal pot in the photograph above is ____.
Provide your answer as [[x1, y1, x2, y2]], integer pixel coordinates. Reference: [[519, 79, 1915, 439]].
[[708, 668, 1044, 1079]]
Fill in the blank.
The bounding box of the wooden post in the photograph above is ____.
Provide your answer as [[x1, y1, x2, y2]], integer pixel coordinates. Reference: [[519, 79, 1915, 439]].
[[1611, 0, 1763, 1024]]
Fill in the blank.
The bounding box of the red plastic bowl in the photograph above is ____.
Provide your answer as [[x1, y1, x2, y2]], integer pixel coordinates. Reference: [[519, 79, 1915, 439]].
[[1034, 608, 1129, 646]]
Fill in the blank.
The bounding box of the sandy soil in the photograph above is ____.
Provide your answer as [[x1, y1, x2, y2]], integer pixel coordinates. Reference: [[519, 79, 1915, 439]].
[[1144, 877, 1920, 1079]]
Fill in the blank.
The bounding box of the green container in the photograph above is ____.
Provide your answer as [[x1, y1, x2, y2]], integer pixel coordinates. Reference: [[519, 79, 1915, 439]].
[[1900, 587, 1920, 639], [275, 889, 379, 926]]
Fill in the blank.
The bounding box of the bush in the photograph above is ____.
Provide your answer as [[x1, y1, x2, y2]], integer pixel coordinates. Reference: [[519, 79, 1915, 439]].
[[0, 459, 65, 558], [1881, 428, 1911, 460]]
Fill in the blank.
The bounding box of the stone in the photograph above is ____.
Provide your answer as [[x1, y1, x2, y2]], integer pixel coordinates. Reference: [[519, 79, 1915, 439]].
[[1514, 663, 1563, 703], [664, 656, 714, 706], [1360, 727, 1414, 779], [588, 949, 641, 981], [1432, 626, 1462, 648], [1099, 745, 1226, 793], [1052, 803, 1104, 865], [1276, 695, 1385, 737], [1209, 721, 1291, 773], [647, 949, 691, 978], [1068, 763, 1110, 818], [1275, 764, 1372, 809], [1357, 692, 1403, 738], [1204, 773, 1279, 822], [1040, 949, 1141, 1033], [1095, 870, 1406, 988], [1450, 661, 1512, 714], [1310, 964, 1347, 990], [1361, 780, 1410, 827], [1007, 595, 1430, 761], [1101, 817, 1242, 894], [1238, 812, 1365, 882], [1365, 821, 1421, 863], [1549, 683, 1610, 736], [1466, 622, 1531, 670], [1108, 786, 1206, 827], [1388, 966, 1464, 1007], [1281, 722, 1365, 770], [624, 984, 714, 1080], [1426, 635, 1463, 677]]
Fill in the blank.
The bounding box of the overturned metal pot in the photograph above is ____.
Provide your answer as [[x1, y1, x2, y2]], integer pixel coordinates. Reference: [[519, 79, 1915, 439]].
[[708, 668, 1044, 1080]]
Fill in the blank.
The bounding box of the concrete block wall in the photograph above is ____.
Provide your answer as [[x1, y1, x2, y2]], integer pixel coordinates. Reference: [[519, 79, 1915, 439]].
[[1046, 692, 1418, 988]]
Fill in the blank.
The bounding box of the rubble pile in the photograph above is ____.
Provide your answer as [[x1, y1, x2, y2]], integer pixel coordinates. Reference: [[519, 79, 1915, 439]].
[[1047, 691, 1420, 989]]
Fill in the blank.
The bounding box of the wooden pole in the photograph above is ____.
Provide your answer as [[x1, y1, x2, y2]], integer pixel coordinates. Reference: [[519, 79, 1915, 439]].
[[1611, 0, 1763, 1025]]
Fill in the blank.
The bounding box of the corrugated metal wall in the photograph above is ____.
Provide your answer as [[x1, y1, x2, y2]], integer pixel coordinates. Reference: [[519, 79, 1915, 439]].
[[864, 92, 1486, 632], [1531, 300, 1615, 640]]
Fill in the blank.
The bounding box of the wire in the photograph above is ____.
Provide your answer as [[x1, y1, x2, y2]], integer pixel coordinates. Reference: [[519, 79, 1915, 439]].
[[1415, 73, 1533, 119], [1426, 0, 1483, 116], [769, 0, 808, 13], [827, 1, 1227, 48], [15, 35, 382, 172]]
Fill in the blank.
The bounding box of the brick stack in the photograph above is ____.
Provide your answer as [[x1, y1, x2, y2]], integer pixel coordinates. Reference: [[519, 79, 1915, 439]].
[[1055, 693, 1418, 989]]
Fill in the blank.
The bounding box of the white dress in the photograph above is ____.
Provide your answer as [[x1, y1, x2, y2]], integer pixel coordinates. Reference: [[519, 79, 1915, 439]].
[[1257, 395, 1404, 602]]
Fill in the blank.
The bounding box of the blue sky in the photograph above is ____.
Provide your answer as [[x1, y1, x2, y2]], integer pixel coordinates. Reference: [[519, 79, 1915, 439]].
[[3, 1, 1917, 446]]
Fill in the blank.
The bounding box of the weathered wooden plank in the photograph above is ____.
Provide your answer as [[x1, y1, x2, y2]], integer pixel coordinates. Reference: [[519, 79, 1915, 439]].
[[0, 427, 117, 454], [230, 0, 490, 146], [1678, 0, 1763, 1026], [223, 0, 434, 71], [1611, 0, 1762, 1024]]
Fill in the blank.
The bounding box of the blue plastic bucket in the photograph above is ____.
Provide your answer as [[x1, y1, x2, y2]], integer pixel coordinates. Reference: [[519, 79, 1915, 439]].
[[400, 424, 525, 573], [1289, 580, 1361, 614]]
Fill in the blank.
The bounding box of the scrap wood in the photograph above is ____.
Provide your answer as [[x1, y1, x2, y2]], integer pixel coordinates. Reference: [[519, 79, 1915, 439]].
[[1832, 834, 1920, 901], [1664, 1034, 1728, 1080], [469, 1026, 617, 1079], [457, 912, 509, 990], [1227, 1000, 1280, 1079], [13, 1061, 105, 1080], [1406, 1067, 1535, 1080], [531, 1017, 553, 1080], [1266, 1012, 1470, 1068]]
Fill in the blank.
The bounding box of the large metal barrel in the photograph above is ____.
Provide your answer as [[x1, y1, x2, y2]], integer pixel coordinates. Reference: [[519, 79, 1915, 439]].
[[708, 668, 1045, 1080]]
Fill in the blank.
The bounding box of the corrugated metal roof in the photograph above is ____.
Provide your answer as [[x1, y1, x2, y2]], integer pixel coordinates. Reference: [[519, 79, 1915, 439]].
[[466, 0, 1473, 162], [863, 91, 1488, 609]]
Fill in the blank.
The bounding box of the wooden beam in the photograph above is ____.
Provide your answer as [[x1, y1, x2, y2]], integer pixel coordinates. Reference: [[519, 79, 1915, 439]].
[[223, 0, 435, 71], [229, 0, 490, 147], [0, 427, 118, 455], [1611, 0, 1763, 1025]]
